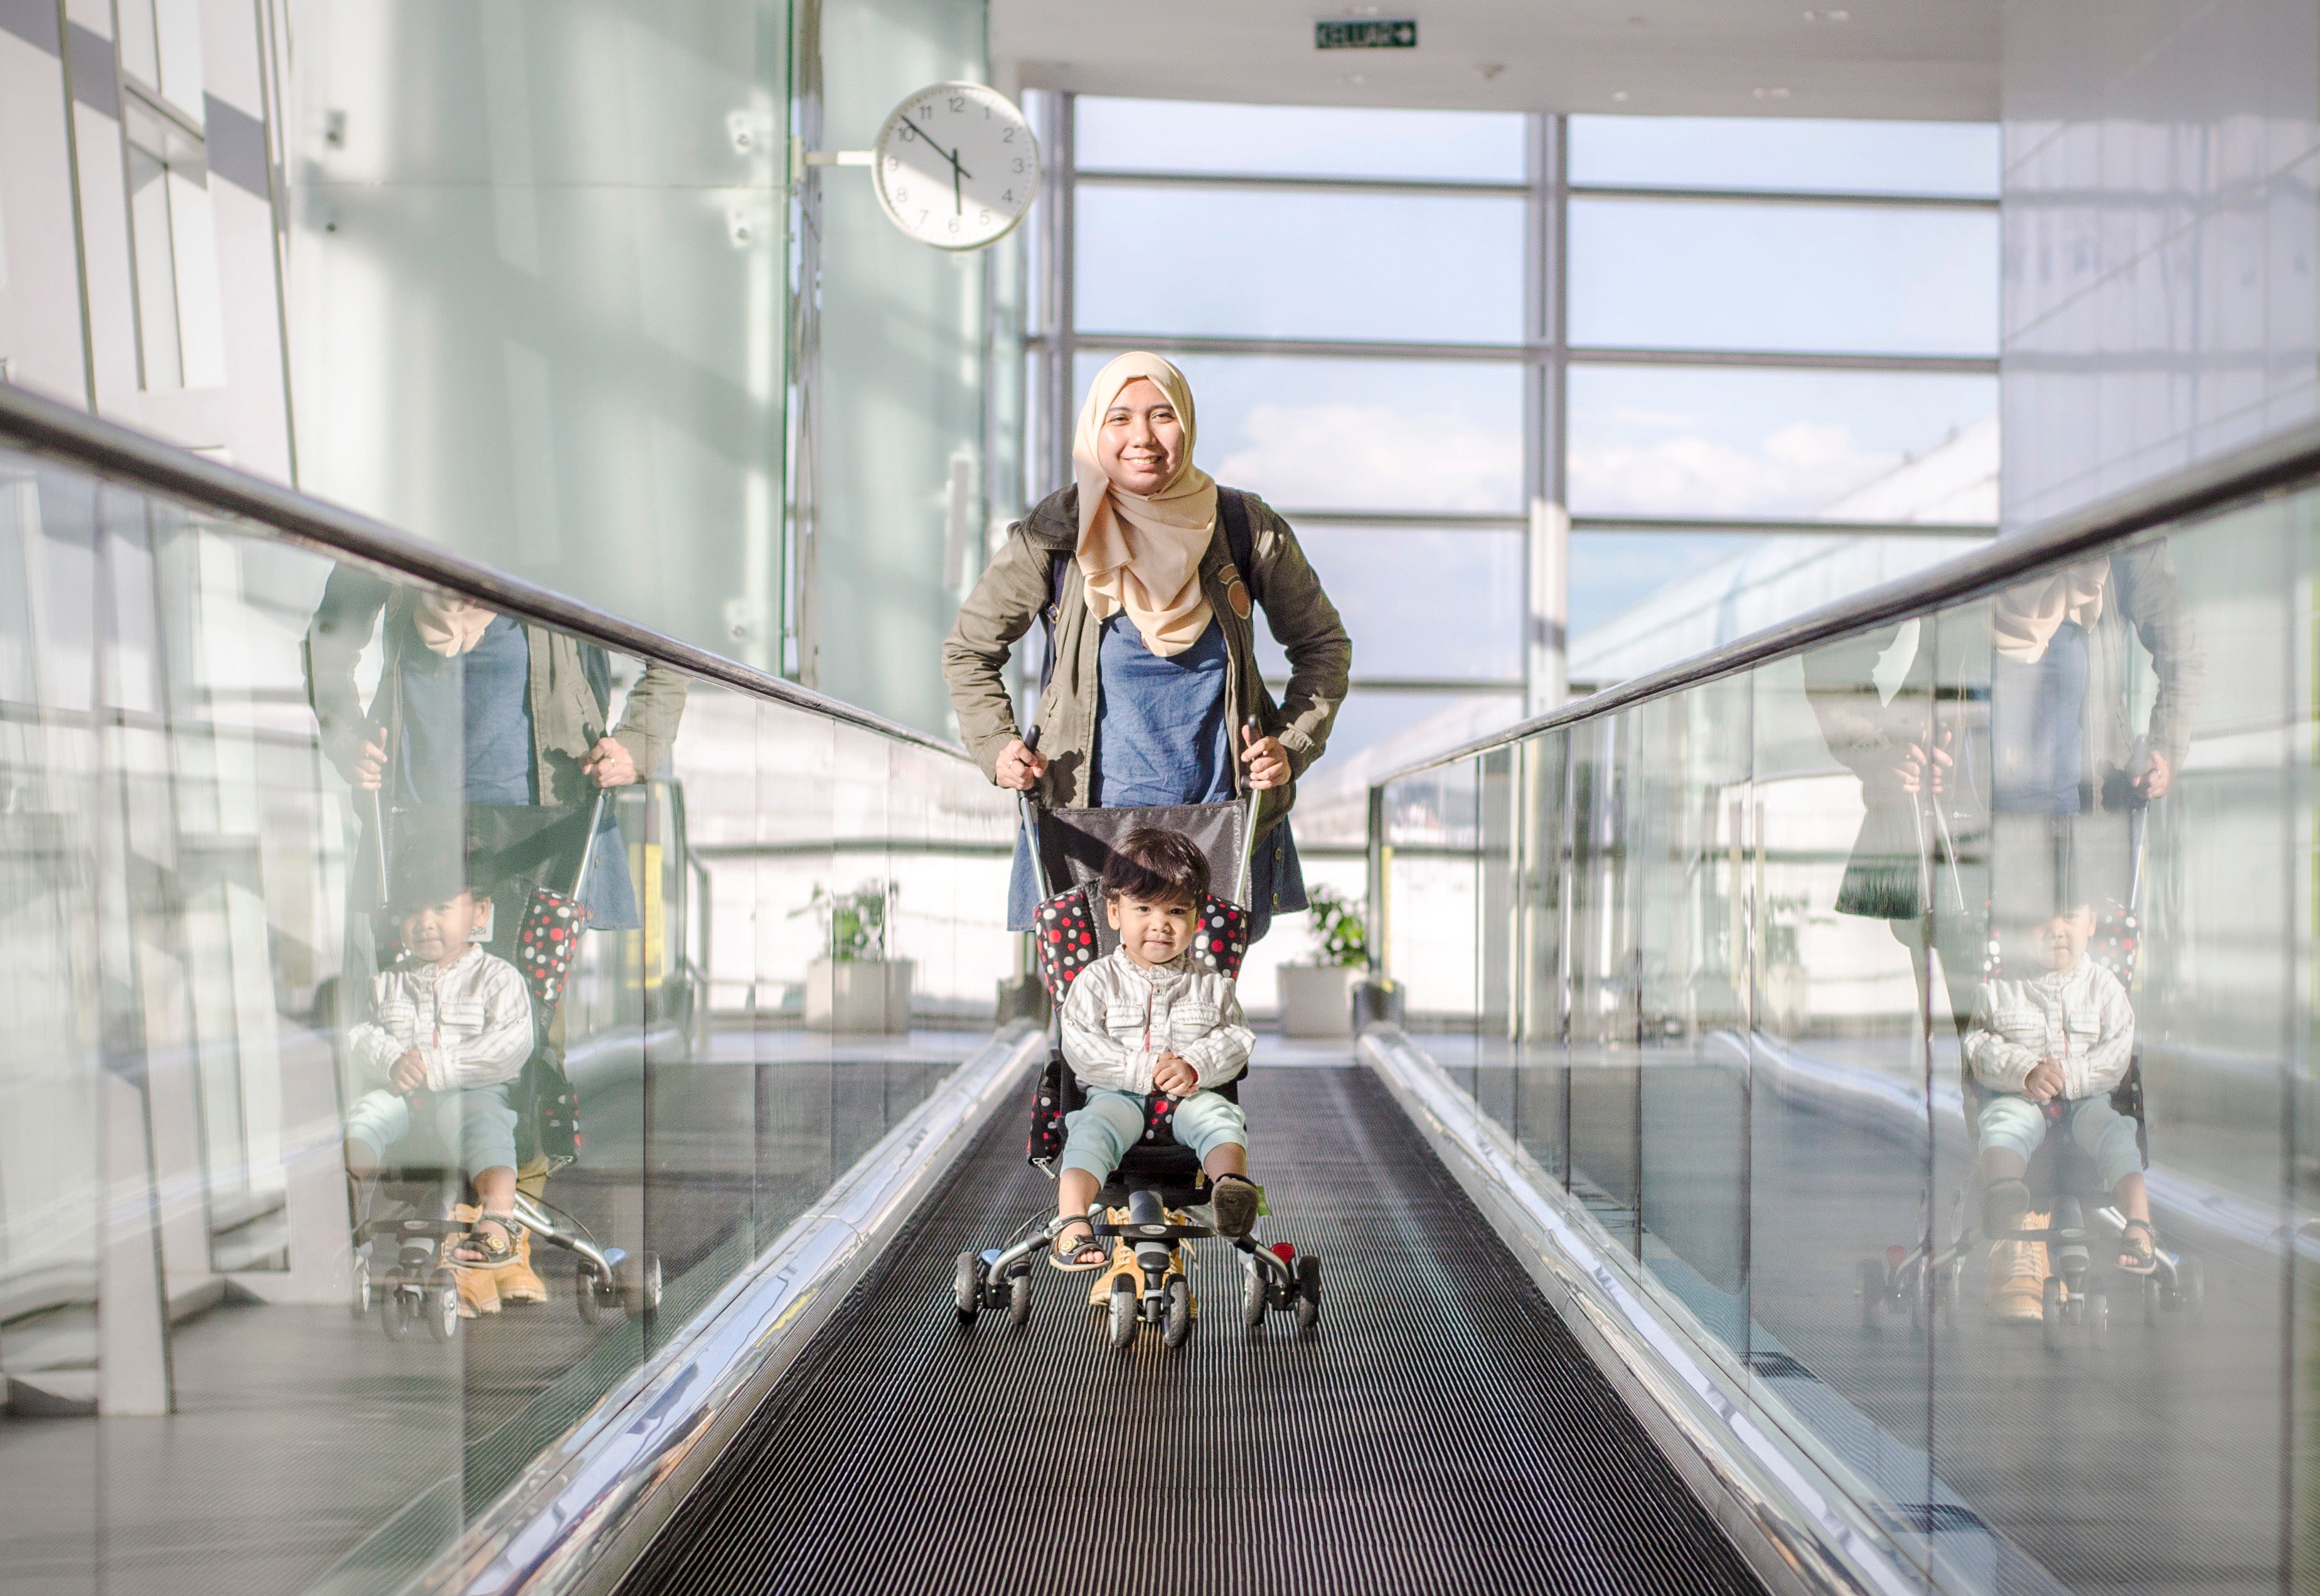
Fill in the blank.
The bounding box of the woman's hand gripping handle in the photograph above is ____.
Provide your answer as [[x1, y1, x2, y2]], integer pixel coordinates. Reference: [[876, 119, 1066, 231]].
[[1239, 720, 1290, 790], [996, 724, 1048, 792]]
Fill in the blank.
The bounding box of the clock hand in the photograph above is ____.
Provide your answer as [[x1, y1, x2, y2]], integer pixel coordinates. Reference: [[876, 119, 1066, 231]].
[[895, 115, 970, 197]]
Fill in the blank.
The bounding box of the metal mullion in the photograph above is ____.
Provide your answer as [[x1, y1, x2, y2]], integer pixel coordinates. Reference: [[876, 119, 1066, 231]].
[[1076, 168, 1526, 200], [1569, 182, 1996, 212], [1569, 346, 1997, 376], [1527, 112, 1570, 718], [1280, 509, 1526, 529], [1043, 91, 1076, 496], [1058, 330, 1995, 376], [1570, 514, 1996, 540], [1066, 331, 1524, 363]]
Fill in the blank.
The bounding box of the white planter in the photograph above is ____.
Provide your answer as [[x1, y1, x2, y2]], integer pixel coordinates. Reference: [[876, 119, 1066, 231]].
[[805, 959, 914, 1033], [1277, 964, 1360, 1039]]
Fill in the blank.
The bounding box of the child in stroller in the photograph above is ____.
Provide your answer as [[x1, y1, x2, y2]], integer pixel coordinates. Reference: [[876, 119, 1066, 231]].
[[1049, 827, 1260, 1268], [953, 790, 1317, 1346], [1965, 899, 2154, 1296], [343, 843, 534, 1329], [347, 799, 663, 1340]]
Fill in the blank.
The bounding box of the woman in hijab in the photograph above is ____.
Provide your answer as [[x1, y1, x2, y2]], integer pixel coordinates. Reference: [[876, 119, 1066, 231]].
[[943, 352, 1352, 943]]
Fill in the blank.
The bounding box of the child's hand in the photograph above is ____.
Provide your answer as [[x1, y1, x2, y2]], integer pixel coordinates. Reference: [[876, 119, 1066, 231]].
[[2021, 1057, 2065, 1103], [390, 1050, 429, 1095], [1152, 1052, 1199, 1095]]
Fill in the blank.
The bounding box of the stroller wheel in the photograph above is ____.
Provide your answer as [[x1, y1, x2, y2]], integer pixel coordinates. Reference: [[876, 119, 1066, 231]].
[[954, 1252, 982, 1322], [575, 1261, 605, 1326], [2144, 1276, 2163, 1327], [1163, 1277, 1193, 1348], [2178, 1256, 2204, 1313], [427, 1273, 461, 1345], [350, 1254, 375, 1321], [1243, 1260, 1268, 1329], [1293, 1255, 1320, 1334], [620, 1252, 662, 1316], [1108, 1280, 1138, 1349], [2041, 1277, 2065, 1354], [1007, 1269, 1034, 1327], [381, 1286, 412, 1343], [2086, 1292, 2109, 1346]]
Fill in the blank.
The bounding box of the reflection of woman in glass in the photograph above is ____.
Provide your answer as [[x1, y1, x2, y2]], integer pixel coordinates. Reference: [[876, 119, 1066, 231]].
[[943, 353, 1352, 942], [306, 575, 692, 927]]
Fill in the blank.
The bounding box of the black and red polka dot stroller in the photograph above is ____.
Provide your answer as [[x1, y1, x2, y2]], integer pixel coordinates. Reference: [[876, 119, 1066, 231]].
[[951, 778, 1318, 1345]]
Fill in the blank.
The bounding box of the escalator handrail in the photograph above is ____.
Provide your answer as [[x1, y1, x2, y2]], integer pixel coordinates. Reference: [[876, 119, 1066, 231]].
[[1367, 412, 2320, 786], [0, 380, 971, 763]]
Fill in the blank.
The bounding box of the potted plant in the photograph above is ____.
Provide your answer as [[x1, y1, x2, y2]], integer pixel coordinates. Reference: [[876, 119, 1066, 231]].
[[798, 881, 913, 1033], [1278, 886, 1369, 1038]]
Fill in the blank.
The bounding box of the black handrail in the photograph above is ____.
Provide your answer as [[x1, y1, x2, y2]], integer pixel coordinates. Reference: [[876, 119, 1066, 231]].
[[0, 381, 973, 762], [1372, 413, 2320, 785]]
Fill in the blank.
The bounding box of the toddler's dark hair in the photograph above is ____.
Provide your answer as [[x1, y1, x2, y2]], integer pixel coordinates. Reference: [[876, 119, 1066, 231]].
[[1102, 826, 1209, 908]]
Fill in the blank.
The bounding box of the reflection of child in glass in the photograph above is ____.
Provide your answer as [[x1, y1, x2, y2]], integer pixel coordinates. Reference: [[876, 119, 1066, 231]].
[[343, 880, 534, 1270], [1049, 827, 1258, 1271], [1965, 903, 2155, 1285]]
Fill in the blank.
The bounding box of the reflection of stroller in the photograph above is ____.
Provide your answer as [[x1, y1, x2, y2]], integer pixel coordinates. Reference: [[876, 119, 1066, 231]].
[[953, 752, 1317, 1347], [1861, 805, 2203, 1348], [351, 791, 663, 1343]]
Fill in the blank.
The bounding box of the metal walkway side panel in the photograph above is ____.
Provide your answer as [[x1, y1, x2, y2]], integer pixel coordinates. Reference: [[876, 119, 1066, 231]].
[[617, 1065, 1766, 1596]]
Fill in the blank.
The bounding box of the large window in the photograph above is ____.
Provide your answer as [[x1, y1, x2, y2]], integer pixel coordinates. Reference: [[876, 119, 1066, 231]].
[[1024, 94, 1999, 796]]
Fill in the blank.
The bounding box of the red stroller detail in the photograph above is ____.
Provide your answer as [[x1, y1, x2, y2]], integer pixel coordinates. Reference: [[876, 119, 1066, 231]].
[[953, 746, 1318, 1345]]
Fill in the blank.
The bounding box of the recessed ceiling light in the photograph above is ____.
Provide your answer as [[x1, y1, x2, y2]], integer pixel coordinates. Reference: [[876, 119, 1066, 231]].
[[1801, 6, 1849, 16], [1753, 87, 1792, 99], [1345, 72, 1367, 85], [1611, 90, 1629, 102]]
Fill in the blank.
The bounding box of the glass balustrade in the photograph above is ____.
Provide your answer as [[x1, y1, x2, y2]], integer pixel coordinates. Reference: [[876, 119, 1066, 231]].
[[1374, 470, 2320, 1596], [0, 441, 1014, 1595]]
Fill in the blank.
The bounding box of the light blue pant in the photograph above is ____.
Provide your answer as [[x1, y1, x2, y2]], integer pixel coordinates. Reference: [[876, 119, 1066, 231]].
[[345, 1083, 520, 1181], [1061, 1086, 1248, 1181], [1977, 1093, 2142, 1193]]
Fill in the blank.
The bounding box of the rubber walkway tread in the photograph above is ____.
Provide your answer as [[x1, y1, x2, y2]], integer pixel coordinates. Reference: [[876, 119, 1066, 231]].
[[617, 1064, 1766, 1596]]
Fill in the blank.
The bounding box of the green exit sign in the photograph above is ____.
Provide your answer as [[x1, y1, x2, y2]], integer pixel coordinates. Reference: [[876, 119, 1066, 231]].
[[1315, 18, 1418, 49]]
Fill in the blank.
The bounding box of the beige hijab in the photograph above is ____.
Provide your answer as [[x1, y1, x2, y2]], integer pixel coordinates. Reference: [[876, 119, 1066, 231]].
[[1072, 352, 1220, 657], [413, 593, 497, 657], [1992, 560, 2108, 664]]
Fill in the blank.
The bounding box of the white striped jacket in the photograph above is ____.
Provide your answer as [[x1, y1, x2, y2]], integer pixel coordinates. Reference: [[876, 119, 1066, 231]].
[[346, 945, 533, 1093]]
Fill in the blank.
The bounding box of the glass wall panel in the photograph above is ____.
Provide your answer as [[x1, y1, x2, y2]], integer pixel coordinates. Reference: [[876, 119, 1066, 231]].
[[1514, 731, 1571, 1182], [1077, 97, 1525, 181], [1569, 200, 1999, 356], [1569, 530, 1992, 688], [1634, 680, 1753, 1359], [1920, 515, 2291, 1592], [1380, 759, 1482, 1087], [1075, 350, 1524, 514], [1569, 116, 2001, 198], [1251, 526, 1523, 681], [1750, 634, 1935, 1573], [1567, 714, 1642, 1252], [0, 440, 1010, 1595], [1566, 365, 1999, 521], [1077, 186, 1524, 344]]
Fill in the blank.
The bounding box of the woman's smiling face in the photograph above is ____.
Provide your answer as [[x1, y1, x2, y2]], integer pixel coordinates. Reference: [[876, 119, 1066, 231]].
[[1097, 378, 1185, 497]]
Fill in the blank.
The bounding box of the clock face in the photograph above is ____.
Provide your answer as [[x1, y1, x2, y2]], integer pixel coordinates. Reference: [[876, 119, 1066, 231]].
[[871, 82, 1040, 251]]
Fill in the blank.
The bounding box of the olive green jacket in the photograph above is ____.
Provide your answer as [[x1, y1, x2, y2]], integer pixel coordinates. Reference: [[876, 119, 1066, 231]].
[[303, 567, 691, 806], [941, 486, 1352, 833]]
